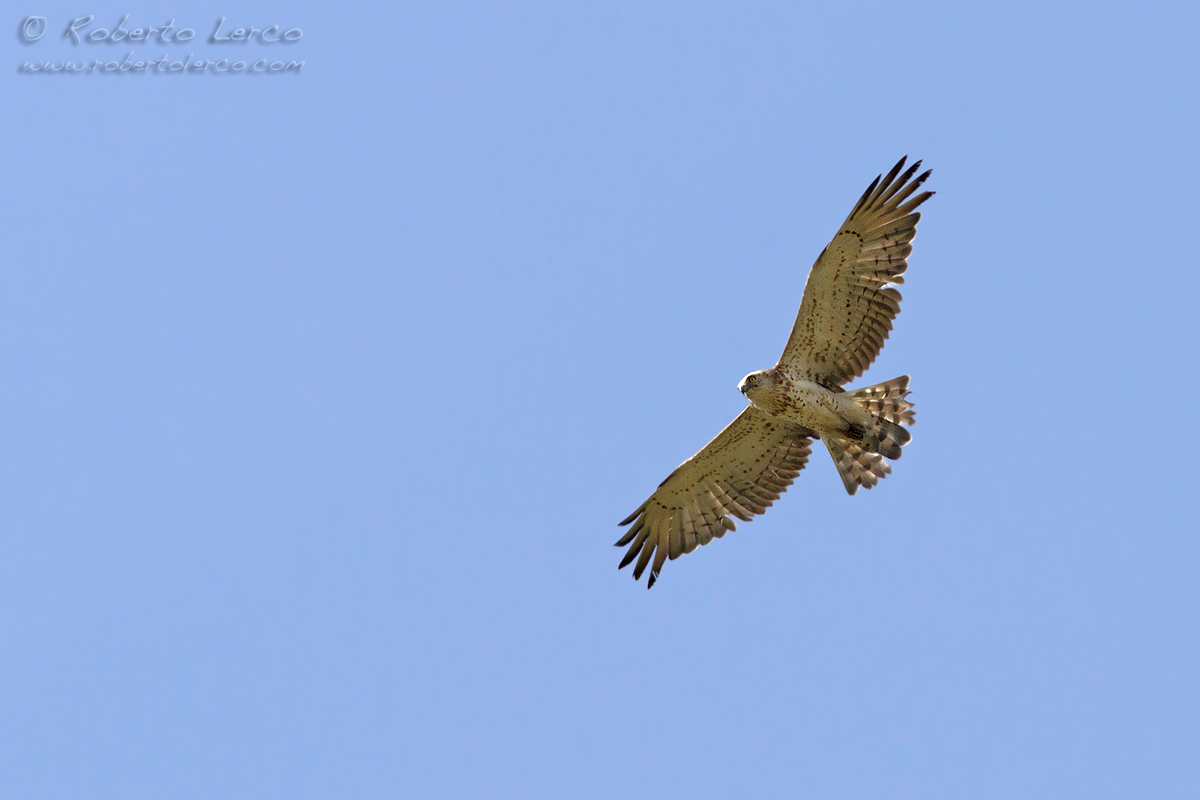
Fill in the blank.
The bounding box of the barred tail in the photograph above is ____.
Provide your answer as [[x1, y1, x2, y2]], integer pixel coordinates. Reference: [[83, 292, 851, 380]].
[[827, 376, 915, 495], [848, 375, 915, 427]]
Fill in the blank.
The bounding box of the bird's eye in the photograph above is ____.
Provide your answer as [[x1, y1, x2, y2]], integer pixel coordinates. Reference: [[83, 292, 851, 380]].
[[748, 375, 756, 383]]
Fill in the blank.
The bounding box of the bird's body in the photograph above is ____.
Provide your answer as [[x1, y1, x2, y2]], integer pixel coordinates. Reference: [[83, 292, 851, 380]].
[[740, 368, 912, 461], [617, 157, 934, 587], [742, 369, 863, 434]]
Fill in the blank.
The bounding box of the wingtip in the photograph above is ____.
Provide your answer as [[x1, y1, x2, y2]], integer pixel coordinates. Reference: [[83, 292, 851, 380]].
[[618, 506, 644, 526]]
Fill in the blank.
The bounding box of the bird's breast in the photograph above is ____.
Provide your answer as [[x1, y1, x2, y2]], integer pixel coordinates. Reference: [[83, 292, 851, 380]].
[[769, 376, 847, 433]]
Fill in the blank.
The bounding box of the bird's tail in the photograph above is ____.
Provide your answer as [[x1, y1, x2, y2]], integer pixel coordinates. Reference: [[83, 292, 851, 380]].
[[825, 376, 915, 495]]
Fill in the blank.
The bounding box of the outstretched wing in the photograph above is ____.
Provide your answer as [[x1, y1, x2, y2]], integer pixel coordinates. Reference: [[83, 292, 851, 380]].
[[616, 406, 815, 588], [779, 157, 933, 387]]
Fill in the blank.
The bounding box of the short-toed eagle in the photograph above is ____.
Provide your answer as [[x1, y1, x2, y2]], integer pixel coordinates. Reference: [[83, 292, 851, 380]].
[[617, 157, 933, 587]]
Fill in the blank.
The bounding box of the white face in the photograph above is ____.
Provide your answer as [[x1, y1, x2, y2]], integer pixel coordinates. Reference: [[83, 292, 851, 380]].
[[738, 371, 766, 395]]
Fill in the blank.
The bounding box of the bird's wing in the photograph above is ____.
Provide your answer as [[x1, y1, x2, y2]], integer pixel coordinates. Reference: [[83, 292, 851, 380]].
[[616, 406, 814, 588], [778, 157, 933, 387]]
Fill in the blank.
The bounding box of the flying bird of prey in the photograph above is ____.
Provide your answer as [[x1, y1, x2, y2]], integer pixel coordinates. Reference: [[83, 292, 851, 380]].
[[617, 157, 933, 588]]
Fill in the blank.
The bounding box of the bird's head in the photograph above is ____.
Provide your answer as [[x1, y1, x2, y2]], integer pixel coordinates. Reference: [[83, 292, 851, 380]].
[[738, 369, 773, 398]]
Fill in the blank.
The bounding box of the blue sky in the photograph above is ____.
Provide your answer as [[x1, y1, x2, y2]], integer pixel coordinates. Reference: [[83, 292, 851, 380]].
[[4, 2, 1199, 797]]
